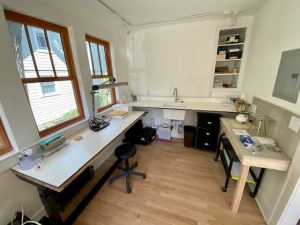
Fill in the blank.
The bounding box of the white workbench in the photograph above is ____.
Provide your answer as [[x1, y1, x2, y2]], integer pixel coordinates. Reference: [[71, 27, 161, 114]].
[[12, 111, 145, 192]]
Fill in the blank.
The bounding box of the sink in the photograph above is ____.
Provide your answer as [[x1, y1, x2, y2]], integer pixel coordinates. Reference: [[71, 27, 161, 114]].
[[163, 101, 185, 107], [163, 109, 186, 120]]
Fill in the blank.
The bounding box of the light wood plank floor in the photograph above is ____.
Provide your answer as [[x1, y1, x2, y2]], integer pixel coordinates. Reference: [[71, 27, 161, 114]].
[[74, 140, 266, 225]]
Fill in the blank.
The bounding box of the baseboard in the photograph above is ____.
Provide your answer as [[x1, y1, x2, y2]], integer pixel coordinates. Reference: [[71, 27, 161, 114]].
[[255, 191, 269, 224], [31, 206, 47, 222]]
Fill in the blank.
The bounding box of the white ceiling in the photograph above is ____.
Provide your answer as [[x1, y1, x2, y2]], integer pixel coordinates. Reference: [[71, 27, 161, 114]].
[[99, 0, 268, 25]]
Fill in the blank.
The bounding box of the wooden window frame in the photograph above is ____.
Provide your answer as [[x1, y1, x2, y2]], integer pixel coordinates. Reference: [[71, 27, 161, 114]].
[[85, 34, 116, 112], [0, 119, 12, 155], [5, 10, 84, 137]]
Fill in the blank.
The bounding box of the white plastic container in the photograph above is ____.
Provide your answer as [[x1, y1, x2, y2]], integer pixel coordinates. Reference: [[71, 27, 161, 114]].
[[157, 126, 171, 141]]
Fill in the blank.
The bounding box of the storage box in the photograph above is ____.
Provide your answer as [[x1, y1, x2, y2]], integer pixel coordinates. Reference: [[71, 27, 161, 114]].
[[112, 104, 132, 112], [215, 66, 229, 73], [216, 54, 226, 61], [157, 126, 171, 141], [227, 52, 242, 59]]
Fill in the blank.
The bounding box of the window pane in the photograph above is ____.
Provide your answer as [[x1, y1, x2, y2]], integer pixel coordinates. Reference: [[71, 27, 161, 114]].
[[98, 45, 108, 75], [93, 78, 113, 109], [28, 26, 54, 77], [90, 43, 101, 75], [86, 42, 94, 75], [7, 21, 37, 78], [40, 82, 56, 95], [47, 31, 69, 77], [24, 81, 79, 131]]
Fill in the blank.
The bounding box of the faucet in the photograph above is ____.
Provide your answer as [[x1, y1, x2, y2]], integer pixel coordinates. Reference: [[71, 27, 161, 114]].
[[173, 88, 180, 102]]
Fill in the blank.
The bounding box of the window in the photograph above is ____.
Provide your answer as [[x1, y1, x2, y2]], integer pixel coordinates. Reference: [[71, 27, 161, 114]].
[[5, 10, 84, 137], [0, 119, 12, 156], [40, 82, 56, 95], [36, 32, 47, 49], [85, 35, 116, 112]]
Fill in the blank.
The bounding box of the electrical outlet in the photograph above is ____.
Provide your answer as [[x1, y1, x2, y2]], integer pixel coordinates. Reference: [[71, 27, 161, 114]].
[[251, 104, 257, 113], [288, 116, 300, 133]]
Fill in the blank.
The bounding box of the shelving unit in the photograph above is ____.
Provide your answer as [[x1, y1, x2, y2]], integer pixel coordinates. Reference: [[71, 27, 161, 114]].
[[213, 27, 247, 89]]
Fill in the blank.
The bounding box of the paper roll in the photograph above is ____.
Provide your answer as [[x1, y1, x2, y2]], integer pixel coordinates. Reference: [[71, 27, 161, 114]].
[[241, 93, 247, 100]]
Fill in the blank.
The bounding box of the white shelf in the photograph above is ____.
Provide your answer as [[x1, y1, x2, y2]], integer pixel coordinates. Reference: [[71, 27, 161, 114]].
[[218, 43, 245, 47], [214, 73, 240, 76], [213, 27, 248, 90], [212, 87, 238, 90], [216, 59, 242, 62]]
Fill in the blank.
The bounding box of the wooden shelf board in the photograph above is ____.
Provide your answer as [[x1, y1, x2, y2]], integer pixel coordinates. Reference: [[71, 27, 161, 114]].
[[214, 73, 240, 76], [212, 87, 238, 90], [218, 42, 245, 47], [216, 59, 242, 62]]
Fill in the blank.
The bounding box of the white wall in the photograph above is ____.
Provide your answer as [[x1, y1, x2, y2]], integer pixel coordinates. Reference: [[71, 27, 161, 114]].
[[0, 0, 128, 223], [242, 0, 300, 115], [269, 141, 300, 225], [242, 0, 300, 223], [127, 16, 253, 98]]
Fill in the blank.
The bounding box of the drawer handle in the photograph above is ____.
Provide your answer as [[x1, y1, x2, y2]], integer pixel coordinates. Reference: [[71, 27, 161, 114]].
[[207, 121, 212, 125], [204, 143, 210, 146], [206, 132, 210, 136]]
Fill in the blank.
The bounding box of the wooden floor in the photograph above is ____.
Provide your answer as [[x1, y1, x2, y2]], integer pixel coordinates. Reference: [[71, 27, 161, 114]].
[[74, 140, 266, 225]]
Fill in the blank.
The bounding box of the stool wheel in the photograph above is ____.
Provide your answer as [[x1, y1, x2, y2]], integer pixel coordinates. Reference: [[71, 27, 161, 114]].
[[221, 186, 227, 192], [127, 187, 132, 193], [143, 174, 146, 179]]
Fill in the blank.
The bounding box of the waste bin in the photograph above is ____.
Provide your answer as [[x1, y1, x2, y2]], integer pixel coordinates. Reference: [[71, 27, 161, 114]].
[[184, 126, 196, 147]]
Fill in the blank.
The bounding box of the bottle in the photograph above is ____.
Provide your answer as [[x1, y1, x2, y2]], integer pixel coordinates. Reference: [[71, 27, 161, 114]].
[[178, 123, 183, 133]]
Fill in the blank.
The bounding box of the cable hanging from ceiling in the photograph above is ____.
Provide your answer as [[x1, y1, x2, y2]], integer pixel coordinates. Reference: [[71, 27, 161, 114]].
[[97, 0, 245, 31]]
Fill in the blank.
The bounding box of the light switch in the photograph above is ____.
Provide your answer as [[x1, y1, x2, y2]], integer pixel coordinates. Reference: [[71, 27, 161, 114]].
[[288, 116, 300, 133]]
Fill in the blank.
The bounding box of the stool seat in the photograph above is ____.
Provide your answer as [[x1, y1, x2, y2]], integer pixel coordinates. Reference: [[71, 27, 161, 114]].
[[115, 143, 136, 160], [110, 143, 146, 193]]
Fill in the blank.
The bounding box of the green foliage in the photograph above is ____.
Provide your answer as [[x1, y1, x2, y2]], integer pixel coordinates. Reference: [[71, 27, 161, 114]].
[[39, 109, 78, 131], [96, 89, 112, 107]]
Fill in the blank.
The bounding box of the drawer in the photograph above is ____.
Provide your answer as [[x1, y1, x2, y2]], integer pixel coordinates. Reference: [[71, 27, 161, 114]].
[[197, 116, 220, 130], [197, 128, 218, 138], [196, 132, 218, 150], [197, 138, 217, 150], [197, 118, 219, 129]]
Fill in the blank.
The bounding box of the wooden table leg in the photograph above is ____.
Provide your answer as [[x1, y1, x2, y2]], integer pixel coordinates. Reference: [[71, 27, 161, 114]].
[[231, 164, 250, 212]]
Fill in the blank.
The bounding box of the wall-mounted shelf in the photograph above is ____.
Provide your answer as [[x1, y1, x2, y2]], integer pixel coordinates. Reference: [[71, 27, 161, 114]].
[[214, 73, 240, 76], [218, 43, 245, 47], [216, 59, 242, 62], [213, 27, 248, 89]]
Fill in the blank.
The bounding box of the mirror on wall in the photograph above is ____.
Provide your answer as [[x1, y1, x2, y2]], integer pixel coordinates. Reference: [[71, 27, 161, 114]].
[[272, 48, 300, 103]]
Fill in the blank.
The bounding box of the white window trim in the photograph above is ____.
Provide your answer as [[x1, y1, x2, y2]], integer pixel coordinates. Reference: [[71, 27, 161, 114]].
[[0, 102, 19, 174]]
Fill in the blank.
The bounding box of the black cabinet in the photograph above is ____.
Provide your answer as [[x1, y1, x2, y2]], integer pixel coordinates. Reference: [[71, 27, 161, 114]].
[[195, 112, 221, 151]]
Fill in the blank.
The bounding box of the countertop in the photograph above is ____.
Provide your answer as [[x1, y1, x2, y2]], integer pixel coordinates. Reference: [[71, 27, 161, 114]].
[[130, 96, 237, 113], [11, 111, 145, 192]]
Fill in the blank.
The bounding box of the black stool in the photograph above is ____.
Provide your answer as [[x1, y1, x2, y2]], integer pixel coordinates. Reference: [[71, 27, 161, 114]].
[[109, 143, 146, 193]]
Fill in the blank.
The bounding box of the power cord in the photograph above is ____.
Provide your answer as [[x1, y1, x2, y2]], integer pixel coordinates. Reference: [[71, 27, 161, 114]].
[[11, 203, 42, 225], [22, 222, 42, 225]]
